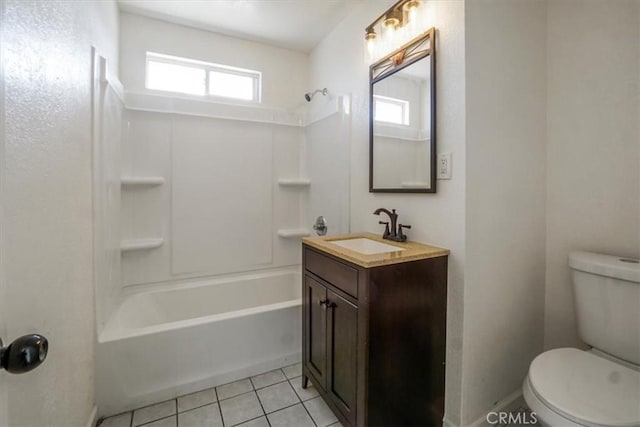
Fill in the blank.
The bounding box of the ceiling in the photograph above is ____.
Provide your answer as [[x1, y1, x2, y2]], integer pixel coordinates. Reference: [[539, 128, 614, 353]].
[[117, 0, 356, 52]]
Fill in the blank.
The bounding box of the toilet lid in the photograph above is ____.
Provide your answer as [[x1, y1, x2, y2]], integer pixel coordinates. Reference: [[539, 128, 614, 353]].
[[529, 348, 640, 427]]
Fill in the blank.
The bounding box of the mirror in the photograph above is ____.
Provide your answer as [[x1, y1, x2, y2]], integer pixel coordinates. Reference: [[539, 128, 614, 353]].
[[369, 29, 436, 193]]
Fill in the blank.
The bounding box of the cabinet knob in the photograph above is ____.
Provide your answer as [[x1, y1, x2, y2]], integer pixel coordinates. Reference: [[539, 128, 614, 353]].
[[318, 299, 328, 307]]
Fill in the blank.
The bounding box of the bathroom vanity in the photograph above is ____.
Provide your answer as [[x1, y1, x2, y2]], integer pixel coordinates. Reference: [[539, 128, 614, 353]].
[[301, 233, 449, 427]]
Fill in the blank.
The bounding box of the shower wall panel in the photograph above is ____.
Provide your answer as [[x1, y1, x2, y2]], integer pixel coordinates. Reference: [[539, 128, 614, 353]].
[[303, 112, 351, 236], [171, 117, 273, 276], [121, 111, 304, 286], [95, 79, 124, 333]]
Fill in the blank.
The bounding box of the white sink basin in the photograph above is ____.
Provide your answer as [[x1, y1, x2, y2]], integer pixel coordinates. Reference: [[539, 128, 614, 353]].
[[330, 238, 405, 255]]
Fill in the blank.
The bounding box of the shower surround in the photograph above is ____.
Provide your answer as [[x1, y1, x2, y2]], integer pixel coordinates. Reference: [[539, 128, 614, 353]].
[[94, 76, 350, 415]]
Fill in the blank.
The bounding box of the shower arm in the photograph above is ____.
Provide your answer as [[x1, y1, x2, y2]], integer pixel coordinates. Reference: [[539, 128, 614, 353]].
[[305, 88, 328, 102]]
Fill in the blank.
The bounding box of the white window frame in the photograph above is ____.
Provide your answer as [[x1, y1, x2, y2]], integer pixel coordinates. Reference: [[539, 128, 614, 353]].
[[373, 94, 410, 126], [145, 52, 262, 103]]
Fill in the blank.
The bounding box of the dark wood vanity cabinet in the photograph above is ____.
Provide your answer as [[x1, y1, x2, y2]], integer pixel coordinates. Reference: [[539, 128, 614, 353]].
[[302, 243, 448, 427]]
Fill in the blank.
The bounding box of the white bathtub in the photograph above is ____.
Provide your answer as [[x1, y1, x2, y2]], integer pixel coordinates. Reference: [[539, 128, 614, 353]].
[[96, 268, 302, 417]]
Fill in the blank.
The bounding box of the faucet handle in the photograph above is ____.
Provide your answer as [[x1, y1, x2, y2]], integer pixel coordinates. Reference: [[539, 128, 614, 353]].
[[397, 224, 411, 242], [378, 221, 391, 238]]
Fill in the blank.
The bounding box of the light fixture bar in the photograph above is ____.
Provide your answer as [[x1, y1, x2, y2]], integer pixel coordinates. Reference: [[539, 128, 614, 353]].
[[364, 0, 417, 38], [364, 0, 425, 62]]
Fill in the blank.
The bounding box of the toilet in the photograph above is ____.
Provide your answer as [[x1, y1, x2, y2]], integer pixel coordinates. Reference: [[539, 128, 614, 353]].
[[523, 251, 640, 427]]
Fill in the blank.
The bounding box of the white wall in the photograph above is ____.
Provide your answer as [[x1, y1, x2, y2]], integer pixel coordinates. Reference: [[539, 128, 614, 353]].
[[119, 12, 309, 109], [463, 0, 547, 423], [309, 1, 467, 424], [1, 0, 118, 425], [545, 0, 640, 350], [0, 0, 8, 423]]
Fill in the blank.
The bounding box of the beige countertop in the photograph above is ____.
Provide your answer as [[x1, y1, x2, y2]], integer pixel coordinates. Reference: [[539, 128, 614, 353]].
[[302, 232, 450, 268]]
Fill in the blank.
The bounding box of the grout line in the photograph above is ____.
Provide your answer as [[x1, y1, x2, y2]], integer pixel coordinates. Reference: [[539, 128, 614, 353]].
[[258, 383, 301, 416], [218, 394, 227, 427], [281, 364, 302, 381], [213, 401, 223, 427], [132, 400, 177, 427], [217, 383, 254, 402], [218, 389, 257, 404], [128, 366, 302, 427], [253, 388, 270, 427], [134, 414, 176, 427], [131, 398, 176, 414], [263, 401, 304, 416], [301, 397, 319, 427], [213, 386, 223, 427], [249, 371, 288, 391], [230, 414, 268, 427], [177, 401, 219, 415], [247, 377, 289, 392], [254, 378, 289, 392], [288, 378, 318, 402]]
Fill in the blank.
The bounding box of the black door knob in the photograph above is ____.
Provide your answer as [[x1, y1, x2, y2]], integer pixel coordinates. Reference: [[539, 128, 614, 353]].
[[0, 334, 48, 374]]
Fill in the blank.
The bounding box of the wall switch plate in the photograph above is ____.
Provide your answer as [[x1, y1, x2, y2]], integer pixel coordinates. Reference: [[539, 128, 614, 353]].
[[437, 153, 452, 179]]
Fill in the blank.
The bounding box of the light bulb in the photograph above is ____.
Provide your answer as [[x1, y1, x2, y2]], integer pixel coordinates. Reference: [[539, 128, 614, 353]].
[[382, 17, 399, 44], [404, 0, 421, 36], [367, 39, 376, 59], [365, 29, 377, 61]]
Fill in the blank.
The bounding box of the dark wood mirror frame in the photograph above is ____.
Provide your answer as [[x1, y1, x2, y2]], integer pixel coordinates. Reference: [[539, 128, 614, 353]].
[[369, 27, 436, 193]]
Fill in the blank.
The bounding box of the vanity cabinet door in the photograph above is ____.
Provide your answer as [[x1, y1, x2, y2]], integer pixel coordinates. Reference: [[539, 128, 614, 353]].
[[305, 275, 327, 388], [326, 290, 358, 426]]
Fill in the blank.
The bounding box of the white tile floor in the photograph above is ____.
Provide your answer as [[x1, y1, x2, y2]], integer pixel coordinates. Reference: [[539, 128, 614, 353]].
[[98, 363, 343, 427]]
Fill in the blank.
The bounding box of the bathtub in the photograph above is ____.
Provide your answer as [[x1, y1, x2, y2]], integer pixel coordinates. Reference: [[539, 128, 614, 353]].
[[96, 268, 301, 416]]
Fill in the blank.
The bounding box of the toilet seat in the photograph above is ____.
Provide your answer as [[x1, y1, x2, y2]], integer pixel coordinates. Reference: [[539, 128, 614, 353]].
[[528, 348, 640, 427]]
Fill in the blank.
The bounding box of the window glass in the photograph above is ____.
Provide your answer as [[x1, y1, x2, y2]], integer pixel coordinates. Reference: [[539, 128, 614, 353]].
[[374, 95, 410, 125], [208, 71, 256, 101], [145, 52, 261, 102], [146, 60, 206, 96]]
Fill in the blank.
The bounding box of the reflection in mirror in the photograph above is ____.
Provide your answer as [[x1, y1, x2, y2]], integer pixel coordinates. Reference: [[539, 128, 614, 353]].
[[369, 29, 436, 193]]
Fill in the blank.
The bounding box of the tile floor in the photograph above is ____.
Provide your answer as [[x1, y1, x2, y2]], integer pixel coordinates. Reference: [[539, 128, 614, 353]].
[[98, 363, 343, 427]]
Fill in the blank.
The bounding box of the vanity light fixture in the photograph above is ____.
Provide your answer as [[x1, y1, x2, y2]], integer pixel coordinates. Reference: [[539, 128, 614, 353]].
[[365, 28, 377, 58], [365, 0, 429, 63]]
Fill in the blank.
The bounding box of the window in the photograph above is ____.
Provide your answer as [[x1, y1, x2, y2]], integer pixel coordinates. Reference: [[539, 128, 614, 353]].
[[146, 52, 261, 102], [373, 95, 410, 125], [146, 60, 206, 96]]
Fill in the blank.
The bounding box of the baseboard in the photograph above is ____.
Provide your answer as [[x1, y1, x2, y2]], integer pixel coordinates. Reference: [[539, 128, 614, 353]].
[[468, 389, 525, 427], [85, 405, 98, 427]]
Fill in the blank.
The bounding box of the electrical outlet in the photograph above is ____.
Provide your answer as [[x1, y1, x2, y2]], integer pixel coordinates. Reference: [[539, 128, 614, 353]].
[[437, 153, 452, 179]]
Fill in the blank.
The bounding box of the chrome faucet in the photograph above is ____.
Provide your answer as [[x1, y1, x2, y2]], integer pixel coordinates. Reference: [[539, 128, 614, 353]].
[[373, 208, 411, 242]]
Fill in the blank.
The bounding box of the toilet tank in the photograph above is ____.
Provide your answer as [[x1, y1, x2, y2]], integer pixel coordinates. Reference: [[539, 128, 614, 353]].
[[569, 251, 640, 365]]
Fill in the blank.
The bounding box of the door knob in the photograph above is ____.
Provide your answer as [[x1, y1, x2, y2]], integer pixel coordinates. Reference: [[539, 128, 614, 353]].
[[0, 334, 48, 374]]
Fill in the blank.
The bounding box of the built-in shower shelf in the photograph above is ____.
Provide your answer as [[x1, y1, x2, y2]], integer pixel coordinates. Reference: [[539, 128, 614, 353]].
[[277, 229, 311, 238], [121, 176, 165, 186], [121, 238, 164, 252], [277, 178, 311, 187]]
